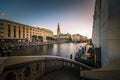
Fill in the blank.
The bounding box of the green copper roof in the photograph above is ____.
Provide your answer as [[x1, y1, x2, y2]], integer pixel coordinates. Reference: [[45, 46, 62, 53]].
[[59, 33, 67, 36], [54, 33, 70, 37]]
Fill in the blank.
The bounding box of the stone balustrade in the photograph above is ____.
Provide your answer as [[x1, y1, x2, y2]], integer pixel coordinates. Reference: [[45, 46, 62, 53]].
[[0, 56, 94, 80]]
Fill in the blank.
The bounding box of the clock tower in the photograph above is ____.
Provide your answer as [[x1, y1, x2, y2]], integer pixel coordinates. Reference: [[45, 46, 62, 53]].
[[57, 23, 61, 38]]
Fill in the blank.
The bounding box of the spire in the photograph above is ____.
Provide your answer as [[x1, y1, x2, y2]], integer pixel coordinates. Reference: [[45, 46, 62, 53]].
[[57, 22, 60, 31], [57, 22, 61, 38], [58, 22, 60, 29]]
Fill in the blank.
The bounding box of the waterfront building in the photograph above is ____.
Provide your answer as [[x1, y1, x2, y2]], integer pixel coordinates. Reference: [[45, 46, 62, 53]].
[[72, 34, 82, 42], [40, 28, 54, 42], [54, 33, 71, 41], [0, 19, 53, 42], [54, 23, 71, 41], [71, 34, 88, 42], [92, 0, 120, 67]]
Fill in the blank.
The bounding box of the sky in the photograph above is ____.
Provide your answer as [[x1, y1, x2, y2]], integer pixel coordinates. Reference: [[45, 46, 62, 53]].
[[0, 0, 95, 38]]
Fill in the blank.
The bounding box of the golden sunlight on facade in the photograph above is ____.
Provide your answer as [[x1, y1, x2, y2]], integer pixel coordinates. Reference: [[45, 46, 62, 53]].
[[0, 19, 53, 42]]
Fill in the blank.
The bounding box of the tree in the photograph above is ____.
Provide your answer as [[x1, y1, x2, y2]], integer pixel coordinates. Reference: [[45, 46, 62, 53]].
[[32, 35, 37, 40], [46, 36, 54, 40], [38, 36, 43, 41]]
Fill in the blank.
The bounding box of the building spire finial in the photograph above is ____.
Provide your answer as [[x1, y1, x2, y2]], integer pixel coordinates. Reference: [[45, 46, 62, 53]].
[[57, 22, 61, 38]]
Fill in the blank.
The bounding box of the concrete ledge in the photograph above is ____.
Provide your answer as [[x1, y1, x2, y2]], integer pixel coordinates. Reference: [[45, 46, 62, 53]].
[[0, 56, 94, 75], [0, 58, 4, 75], [81, 69, 120, 80]]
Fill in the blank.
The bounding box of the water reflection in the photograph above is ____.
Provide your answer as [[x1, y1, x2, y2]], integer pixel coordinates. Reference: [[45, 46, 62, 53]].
[[12, 43, 86, 59], [57, 44, 61, 53]]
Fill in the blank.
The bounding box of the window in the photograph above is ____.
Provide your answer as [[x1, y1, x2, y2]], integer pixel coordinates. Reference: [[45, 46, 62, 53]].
[[8, 24, 11, 37], [23, 34, 25, 38], [0, 23, 4, 35], [1, 35, 3, 38], [0, 23, 3, 29], [1, 27, 3, 29], [23, 27, 25, 38], [19, 26, 21, 38], [14, 26, 16, 38], [0, 23, 3, 27], [26, 28, 28, 33]]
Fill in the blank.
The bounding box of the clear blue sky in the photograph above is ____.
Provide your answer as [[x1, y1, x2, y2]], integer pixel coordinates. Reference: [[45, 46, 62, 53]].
[[0, 0, 95, 38]]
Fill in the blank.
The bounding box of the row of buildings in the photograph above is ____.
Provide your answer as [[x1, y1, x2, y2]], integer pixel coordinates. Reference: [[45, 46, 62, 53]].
[[0, 19, 88, 43], [72, 34, 88, 42], [0, 19, 53, 42], [54, 23, 88, 42]]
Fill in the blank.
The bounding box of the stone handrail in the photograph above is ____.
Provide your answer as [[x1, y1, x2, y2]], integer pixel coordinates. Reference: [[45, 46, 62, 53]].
[[0, 56, 94, 80], [81, 62, 120, 80]]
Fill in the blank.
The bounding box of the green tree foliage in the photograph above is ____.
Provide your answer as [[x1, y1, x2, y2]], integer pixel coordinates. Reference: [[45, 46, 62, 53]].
[[46, 36, 54, 40], [38, 36, 43, 41], [32, 35, 37, 39]]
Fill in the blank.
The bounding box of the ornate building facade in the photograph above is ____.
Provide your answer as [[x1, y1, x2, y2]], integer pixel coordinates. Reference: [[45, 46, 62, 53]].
[[57, 23, 61, 38], [0, 19, 53, 42], [71, 34, 88, 42], [54, 23, 71, 40]]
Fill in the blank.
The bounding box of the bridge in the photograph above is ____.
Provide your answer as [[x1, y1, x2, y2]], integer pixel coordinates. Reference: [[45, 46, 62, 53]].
[[0, 56, 120, 80], [0, 56, 94, 80]]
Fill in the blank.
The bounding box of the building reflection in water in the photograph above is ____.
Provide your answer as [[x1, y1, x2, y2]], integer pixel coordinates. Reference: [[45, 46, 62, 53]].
[[12, 43, 86, 59], [57, 44, 61, 53]]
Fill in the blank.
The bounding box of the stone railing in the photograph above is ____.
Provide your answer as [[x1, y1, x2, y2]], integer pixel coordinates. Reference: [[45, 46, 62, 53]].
[[0, 56, 94, 80], [81, 61, 120, 80]]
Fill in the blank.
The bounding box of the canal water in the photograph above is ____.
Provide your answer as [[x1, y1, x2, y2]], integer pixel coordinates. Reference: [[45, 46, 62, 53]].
[[12, 43, 87, 59]]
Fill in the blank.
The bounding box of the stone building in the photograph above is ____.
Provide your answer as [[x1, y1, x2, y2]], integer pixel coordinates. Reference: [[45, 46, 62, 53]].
[[92, 0, 120, 67], [54, 23, 71, 40], [72, 34, 88, 42], [72, 34, 82, 42], [0, 19, 53, 42]]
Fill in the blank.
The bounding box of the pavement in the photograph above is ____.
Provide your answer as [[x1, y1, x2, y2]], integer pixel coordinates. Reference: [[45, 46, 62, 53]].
[[41, 69, 82, 80]]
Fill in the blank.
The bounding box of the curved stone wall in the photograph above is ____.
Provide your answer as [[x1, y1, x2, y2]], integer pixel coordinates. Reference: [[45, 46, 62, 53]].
[[0, 56, 94, 80]]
